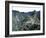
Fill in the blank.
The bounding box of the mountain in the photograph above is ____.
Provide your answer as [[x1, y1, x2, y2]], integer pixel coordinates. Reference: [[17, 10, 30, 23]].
[[12, 10, 40, 16], [12, 10, 40, 31]]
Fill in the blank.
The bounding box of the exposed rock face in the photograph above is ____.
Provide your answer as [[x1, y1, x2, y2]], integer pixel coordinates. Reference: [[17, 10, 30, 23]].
[[12, 10, 40, 31]]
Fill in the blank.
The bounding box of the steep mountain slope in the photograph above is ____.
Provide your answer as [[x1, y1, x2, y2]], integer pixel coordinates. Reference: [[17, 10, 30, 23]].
[[12, 10, 40, 31]]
